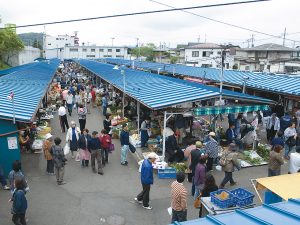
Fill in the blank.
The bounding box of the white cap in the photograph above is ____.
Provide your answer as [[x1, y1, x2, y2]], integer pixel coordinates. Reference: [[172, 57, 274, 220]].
[[45, 133, 52, 140], [209, 132, 216, 136], [147, 152, 158, 159]]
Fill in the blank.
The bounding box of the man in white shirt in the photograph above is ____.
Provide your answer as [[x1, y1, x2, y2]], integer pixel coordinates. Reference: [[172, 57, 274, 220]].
[[58, 105, 69, 133], [289, 148, 300, 173], [66, 91, 74, 116]]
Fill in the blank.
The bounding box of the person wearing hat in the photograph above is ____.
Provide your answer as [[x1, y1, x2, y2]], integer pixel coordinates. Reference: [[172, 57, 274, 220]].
[[219, 143, 241, 188], [43, 133, 54, 175], [266, 113, 280, 142], [165, 128, 184, 163], [120, 124, 130, 166], [66, 121, 81, 159], [88, 131, 103, 175], [135, 152, 156, 210], [189, 141, 206, 196], [205, 132, 219, 172]]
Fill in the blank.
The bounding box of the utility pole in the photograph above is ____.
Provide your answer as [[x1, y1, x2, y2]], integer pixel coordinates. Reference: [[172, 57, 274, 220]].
[[197, 35, 201, 43], [205, 34, 207, 43], [283, 28, 286, 46], [251, 34, 255, 47], [111, 37, 115, 47]]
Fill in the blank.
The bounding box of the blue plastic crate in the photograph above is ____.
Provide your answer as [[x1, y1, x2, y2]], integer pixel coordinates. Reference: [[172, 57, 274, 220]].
[[157, 168, 176, 179], [210, 189, 235, 209], [230, 188, 255, 207]]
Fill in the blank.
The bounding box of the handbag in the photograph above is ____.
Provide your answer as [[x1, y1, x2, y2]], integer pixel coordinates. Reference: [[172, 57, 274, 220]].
[[129, 143, 136, 153], [286, 136, 296, 147], [64, 143, 70, 155], [109, 143, 115, 152], [194, 193, 202, 208]]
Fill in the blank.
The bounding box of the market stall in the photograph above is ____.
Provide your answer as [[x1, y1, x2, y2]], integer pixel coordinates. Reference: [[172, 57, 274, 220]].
[[0, 59, 59, 176], [251, 173, 300, 203]]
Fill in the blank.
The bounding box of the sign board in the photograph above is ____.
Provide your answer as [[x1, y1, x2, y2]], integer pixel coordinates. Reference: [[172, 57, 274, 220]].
[[7, 137, 18, 150]]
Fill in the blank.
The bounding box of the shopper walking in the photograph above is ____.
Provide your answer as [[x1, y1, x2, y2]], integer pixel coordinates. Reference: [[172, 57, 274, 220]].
[[171, 172, 188, 223], [268, 145, 284, 177], [199, 174, 218, 217], [66, 91, 73, 116], [194, 156, 207, 199], [78, 129, 91, 167], [8, 161, 29, 194], [103, 115, 112, 135], [58, 104, 69, 133], [102, 94, 108, 116], [266, 113, 280, 142], [0, 164, 10, 190], [74, 91, 82, 109], [284, 122, 297, 159], [88, 131, 104, 175], [10, 178, 28, 225], [289, 147, 300, 173], [219, 143, 241, 188], [135, 152, 157, 210], [78, 104, 87, 132], [120, 124, 130, 166], [99, 129, 111, 166], [205, 132, 219, 172], [66, 121, 81, 159], [51, 137, 67, 185], [43, 133, 54, 175]]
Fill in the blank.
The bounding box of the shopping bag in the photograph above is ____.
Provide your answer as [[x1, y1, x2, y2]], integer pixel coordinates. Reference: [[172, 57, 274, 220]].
[[64, 143, 70, 155], [109, 143, 115, 152], [129, 143, 136, 153], [75, 151, 81, 161], [194, 193, 202, 208]]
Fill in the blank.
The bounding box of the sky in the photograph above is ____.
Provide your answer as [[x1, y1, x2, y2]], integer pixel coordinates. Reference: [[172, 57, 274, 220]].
[[1, 0, 300, 48]]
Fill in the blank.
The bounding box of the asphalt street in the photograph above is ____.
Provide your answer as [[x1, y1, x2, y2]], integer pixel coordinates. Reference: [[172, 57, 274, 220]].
[[0, 107, 290, 225]]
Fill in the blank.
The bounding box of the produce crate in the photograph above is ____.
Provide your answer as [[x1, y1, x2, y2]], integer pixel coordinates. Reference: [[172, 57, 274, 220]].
[[210, 189, 235, 209], [230, 188, 255, 207], [157, 168, 176, 179]]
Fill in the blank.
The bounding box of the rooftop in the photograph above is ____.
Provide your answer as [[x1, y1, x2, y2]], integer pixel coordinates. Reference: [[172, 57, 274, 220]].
[[242, 43, 297, 52]]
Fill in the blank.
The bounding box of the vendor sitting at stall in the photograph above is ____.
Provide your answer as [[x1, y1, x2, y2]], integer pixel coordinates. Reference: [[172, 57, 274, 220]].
[[141, 117, 151, 148], [165, 127, 184, 163]]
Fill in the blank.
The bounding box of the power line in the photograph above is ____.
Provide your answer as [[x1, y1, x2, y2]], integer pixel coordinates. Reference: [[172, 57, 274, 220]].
[[149, 0, 300, 43], [2, 0, 269, 29]]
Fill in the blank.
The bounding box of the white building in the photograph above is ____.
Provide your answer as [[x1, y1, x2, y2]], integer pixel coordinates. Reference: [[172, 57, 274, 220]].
[[45, 33, 78, 59], [5, 46, 41, 67], [63, 46, 131, 60], [184, 43, 234, 69]]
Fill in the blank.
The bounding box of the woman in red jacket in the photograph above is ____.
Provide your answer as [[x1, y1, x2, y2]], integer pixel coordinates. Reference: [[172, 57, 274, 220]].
[[99, 129, 112, 166]]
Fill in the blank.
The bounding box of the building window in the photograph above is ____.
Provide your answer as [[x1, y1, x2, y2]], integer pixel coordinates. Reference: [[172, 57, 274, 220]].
[[192, 51, 199, 57], [202, 51, 210, 57], [69, 48, 78, 52], [48, 43, 51, 46], [218, 51, 221, 55], [116, 49, 121, 52], [86, 55, 96, 57], [245, 66, 250, 70], [83, 48, 87, 52], [99, 49, 104, 52], [108, 49, 112, 52], [104, 55, 112, 57], [91, 49, 95, 52], [201, 64, 212, 68]]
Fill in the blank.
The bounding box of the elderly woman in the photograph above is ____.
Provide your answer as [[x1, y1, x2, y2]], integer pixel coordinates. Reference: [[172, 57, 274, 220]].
[[66, 121, 81, 159], [43, 133, 54, 175], [19, 131, 31, 153]]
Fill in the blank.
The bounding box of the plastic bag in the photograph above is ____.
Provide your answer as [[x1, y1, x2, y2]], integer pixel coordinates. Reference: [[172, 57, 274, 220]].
[[64, 143, 70, 155]]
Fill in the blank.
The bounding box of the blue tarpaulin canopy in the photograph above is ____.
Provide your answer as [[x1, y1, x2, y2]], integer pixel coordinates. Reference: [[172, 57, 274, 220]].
[[0, 59, 60, 122], [103, 58, 300, 96], [78, 60, 273, 110]]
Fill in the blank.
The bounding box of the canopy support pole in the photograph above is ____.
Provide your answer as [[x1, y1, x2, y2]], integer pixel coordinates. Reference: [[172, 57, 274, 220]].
[[137, 101, 140, 132], [162, 111, 167, 162], [250, 179, 263, 203]]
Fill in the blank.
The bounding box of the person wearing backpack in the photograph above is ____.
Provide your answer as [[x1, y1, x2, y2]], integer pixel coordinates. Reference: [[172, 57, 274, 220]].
[[9, 178, 28, 225], [51, 137, 67, 185], [219, 143, 241, 189]]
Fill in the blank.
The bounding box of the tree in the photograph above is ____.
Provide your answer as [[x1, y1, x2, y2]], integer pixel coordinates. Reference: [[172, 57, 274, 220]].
[[32, 38, 42, 50], [170, 56, 178, 64], [131, 43, 156, 61], [0, 27, 24, 65]]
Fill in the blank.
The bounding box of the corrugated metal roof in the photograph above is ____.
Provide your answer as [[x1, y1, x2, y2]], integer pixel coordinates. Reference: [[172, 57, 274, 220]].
[[103, 58, 300, 96], [78, 60, 272, 110], [0, 62, 38, 76], [175, 199, 300, 225], [0, 59, 60, 122]]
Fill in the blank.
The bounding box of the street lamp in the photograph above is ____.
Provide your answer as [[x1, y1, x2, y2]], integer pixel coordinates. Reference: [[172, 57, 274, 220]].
[[113, 65, 126, 118], [242, 76, 250, 93]]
